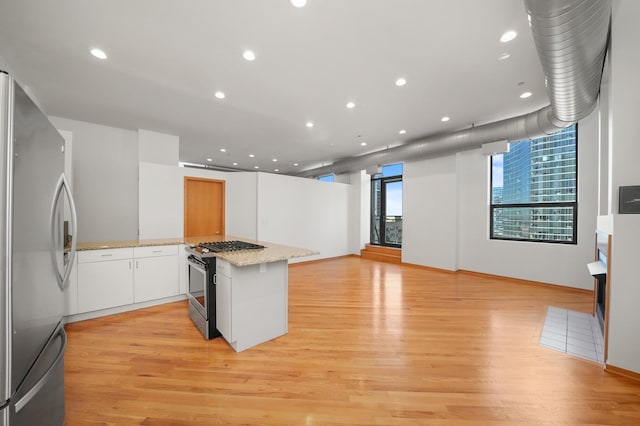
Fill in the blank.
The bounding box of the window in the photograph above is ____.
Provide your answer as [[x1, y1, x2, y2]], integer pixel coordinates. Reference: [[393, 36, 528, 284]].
[[371, 163, 403, 247], [490, 124, 577, 244], [318, 174, 335, 182]]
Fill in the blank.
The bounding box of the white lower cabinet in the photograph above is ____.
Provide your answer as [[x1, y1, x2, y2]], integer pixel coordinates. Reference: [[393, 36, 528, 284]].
[[77, 248, 134, 313], [215, 269, 232, 341], [74, 245, 179, 316], [215, 258, 288, 352], [133, 245, 179, 303]]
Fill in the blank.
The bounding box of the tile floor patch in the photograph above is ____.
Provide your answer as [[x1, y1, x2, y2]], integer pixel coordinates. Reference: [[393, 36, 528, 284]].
[[539, 306, 604, 363]]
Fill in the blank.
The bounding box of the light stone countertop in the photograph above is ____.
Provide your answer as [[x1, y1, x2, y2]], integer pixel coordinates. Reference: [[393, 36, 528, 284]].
[[76, 238, 184, 251], [76, 235, 319, 267]]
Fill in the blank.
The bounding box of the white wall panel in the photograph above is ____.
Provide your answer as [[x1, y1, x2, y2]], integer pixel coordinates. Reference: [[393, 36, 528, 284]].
[[139, 162, 181, 239], [402, 156, 458, 270], [603, 0, 640, 373], [50, 116, 138, 242], [256, 173, 350, 262]]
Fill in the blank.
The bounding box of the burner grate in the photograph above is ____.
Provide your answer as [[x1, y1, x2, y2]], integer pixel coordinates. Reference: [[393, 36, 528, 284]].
[[198, 240, 265, 253]]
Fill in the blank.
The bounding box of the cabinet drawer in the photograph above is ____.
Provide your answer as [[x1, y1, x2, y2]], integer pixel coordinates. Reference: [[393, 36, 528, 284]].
[[134, 245, 179, 258], [216, 259, 231, 278], [78, 248, 133, 263]]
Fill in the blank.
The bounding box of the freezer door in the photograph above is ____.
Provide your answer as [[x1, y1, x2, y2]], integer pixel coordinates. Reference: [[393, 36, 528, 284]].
[[9, 324, 66, 426], [10, 78, 66, 395]]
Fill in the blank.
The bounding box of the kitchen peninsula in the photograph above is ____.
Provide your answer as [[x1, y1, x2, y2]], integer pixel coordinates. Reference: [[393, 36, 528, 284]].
[[68, 236, 318, 352], [185, 237, 318, 351]]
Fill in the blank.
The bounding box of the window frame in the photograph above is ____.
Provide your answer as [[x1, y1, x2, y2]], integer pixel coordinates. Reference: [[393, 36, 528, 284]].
[[489, 124, 578, 245], [370, 164, 403, 248]]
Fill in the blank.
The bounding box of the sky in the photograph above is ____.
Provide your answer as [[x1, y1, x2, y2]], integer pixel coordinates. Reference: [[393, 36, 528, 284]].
[[386, 181, 403, 216], [492, 154, 504, 188]]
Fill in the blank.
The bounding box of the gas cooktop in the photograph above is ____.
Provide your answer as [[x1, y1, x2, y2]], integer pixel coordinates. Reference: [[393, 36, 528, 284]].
[[198, 240, 265, 253]]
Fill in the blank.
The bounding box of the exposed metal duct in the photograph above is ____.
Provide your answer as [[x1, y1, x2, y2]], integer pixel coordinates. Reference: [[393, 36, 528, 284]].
[[296, 0, 611, 179], [525, 0, 611, 122]]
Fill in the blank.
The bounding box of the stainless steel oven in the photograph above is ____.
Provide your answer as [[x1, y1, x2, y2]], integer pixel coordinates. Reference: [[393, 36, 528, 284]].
[[186, 254, 220, 339], [187, 255, 207, 316]]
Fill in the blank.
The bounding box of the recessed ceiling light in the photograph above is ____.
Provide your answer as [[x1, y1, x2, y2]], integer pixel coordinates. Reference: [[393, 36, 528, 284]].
[[395, 77, 407, 87], [346, 101, 355, 109], [290, 0, 307, 7], [498, 52, 511, 61], [214, 91, 226, 99], [399, 129, 407, 135], [232, 162, 238, 166], [293, 163, 299, 166], [441, 116, 450, 122], [206, 158, 213, 162], [360, 142, 367, 146], [220, 148, 227, 152], [243, 50, 256, 61], [90, 48, 107, 59], [500, 30, 518, 43], [306, 121, 314, 128], [254, 166, 259, 169], [520, 91, 532, 99], [274, 169, 280, 172], [249, 154, 255, 158], [272, 158, 278, 162]]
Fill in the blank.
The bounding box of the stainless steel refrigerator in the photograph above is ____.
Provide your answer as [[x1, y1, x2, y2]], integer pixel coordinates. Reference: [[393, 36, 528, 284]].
[[0, 72, 77, 425]]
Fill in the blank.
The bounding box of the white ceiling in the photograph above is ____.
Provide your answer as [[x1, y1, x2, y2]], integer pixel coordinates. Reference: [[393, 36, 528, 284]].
[[0, 0, 548, 175]]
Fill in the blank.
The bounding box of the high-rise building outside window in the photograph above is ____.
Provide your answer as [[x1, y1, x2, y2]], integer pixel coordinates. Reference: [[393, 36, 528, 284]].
[[490, 124, 577, 243]]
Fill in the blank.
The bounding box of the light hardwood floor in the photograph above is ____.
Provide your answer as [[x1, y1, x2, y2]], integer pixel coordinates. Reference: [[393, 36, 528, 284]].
[[64, 257, 640, 425]]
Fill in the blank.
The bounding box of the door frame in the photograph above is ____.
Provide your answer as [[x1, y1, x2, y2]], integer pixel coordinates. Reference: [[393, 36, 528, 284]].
[[370, 175, 402, 248], [183, 177, 226, 237]]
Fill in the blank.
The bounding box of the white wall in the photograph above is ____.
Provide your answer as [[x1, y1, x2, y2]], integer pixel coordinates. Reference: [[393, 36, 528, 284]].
[[256, 173, 351, 262], [138, 129, 178, 165], [138, 129, 181, 239], [347, 170, 370, 254], [139, 162, 181, 239], [353, 170, 372, 250], [0, 54, 15, 77], [225, 172, 258, 240], [601, 0, 640, 373], [402, 155, 459, 271], [609, 215, 640, 371], [50, 116, 139, 242], [455, 111, 598, 289]]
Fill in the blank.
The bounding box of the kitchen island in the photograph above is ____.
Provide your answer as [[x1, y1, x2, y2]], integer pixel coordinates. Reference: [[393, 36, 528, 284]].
[[185, 237, 318, 352]]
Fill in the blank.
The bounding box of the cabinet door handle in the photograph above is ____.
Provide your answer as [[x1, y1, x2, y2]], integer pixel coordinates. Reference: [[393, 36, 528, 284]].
[[101, 254, 113, 257], [152, 250, 162, 253], [136, 260, 139, 269]]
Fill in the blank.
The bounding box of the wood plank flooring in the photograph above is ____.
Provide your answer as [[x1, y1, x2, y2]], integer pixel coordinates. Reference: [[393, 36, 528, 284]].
[[64, 257, 640, 425]]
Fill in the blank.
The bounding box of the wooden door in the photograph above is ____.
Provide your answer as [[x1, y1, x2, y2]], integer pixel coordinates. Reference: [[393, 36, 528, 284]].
[[184, 177, 225, 237]]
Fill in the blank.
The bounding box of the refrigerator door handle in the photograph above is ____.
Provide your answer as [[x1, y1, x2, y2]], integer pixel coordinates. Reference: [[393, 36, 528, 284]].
[[49, 173, 78, 291], [13, 325, 67, 413]]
